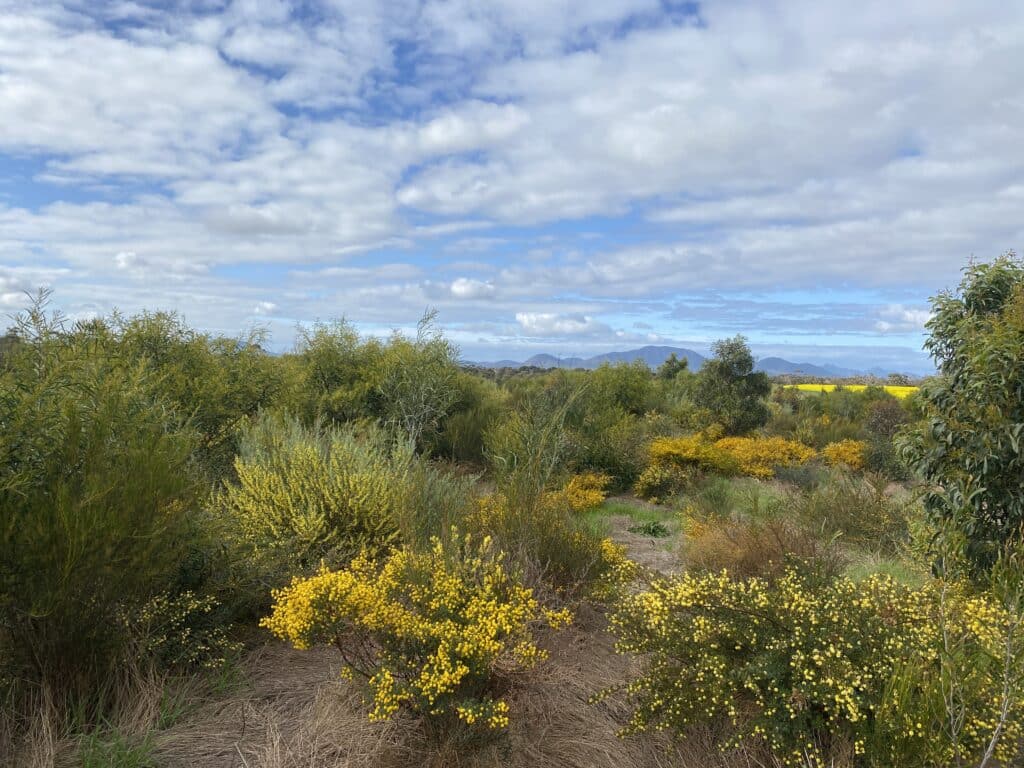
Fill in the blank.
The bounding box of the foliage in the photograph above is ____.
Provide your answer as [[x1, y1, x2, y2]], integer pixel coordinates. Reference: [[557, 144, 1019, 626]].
[[822, 439, 868, 470], [75, 309, 281, 479], [648, 434, 741, 477], [0, 301, 197, 700], [792, 472, 913, 552], [262, 533, 571, 732], [293, 312, 461, 448], [691, 336, 771, 434], [876, 539, 1024, 767], [681, 511, 843, 580], [550, 472, 611, 514], [633, 462, 693, 503], [375, 312, 461, 447], [120, 591, 241, 671], [433, 373, 507, 463], [714, 436, 816, 478], [648, 434, 814, 480], [627, 520, 670, 538], [213, 413, 410, 582], [902, 252, 1024, 571], [604, 568, 936, 766]]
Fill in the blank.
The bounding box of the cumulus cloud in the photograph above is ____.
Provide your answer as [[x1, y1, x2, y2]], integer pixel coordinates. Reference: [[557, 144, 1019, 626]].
[[516, 312, 608, 336], [874, 304, 933, 333], [450, 277, 496, 299]]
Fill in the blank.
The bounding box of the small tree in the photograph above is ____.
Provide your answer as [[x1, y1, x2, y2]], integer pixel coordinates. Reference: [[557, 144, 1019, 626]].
[[657, 352, 688, 381], [692, 336, 770, 435], [903, 253, 1024, 571]]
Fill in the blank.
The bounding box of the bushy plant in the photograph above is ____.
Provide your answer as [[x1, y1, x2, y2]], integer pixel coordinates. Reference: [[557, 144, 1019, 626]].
[[603, 568, 936, 766], [212, 413, 411, 581], [681, 512, 843, 580], [549, 472, 610, 514], [714, 436, 816, 478], [902, 253, 1024, 571], [262, 533, 571, 732], [0, 303, 197, 701], [634, 462, 693, 503], [691, 336, 771, 434], [793, 472, 913, 552], [120, 591, 241, 672], [648, 435, 741, 477], [822, 439, 868, 470]]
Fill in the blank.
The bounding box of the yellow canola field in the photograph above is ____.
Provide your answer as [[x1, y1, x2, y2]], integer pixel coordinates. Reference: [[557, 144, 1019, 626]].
[[786, 383, 918, 399]]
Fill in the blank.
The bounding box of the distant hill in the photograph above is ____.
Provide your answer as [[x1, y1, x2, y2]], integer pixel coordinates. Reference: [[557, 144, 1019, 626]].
[[753, 357, 860, 378], [474, 345, 912, 378], [479, 345, 705, 371]]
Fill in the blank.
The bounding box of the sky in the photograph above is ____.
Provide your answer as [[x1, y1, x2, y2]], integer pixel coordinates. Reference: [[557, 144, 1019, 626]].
[[1, 1, 1023, 373]]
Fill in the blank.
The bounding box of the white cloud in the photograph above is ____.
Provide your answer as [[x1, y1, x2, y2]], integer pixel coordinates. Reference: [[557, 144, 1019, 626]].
[[450, 277, 496, 299], [515, 311, 608, 336], [874, 304, 932, 333]]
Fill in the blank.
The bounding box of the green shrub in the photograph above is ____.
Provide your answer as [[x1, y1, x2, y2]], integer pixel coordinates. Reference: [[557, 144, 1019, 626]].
[[213, 413, 410, 581], [0, 305, 197, 702], [603, 568, 936, 766], [792, 472, 913, 552]]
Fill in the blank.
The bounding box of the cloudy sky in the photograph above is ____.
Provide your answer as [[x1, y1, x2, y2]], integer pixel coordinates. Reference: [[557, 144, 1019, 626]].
[[2, 1, 1022, 371]]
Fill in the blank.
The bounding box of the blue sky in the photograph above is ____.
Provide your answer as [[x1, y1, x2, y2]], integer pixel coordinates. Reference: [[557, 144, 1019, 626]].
[[2, 1, 1023, 373]]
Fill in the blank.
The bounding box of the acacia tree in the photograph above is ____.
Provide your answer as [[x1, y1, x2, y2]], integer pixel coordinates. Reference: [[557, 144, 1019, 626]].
[[904, 253, 1024, 570], [692, 336, 770, 435]]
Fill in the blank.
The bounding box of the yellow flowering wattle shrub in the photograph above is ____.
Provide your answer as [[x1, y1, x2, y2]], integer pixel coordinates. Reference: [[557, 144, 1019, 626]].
[[822, 439, 868, 470], [263, 533, 571, 731], [713, 436, 816, 478], [648, 435, 814, 480], [648, 435, 741, 476], [548, 472, 611, 513], [602, 568, 936, 765], [603, 566, 1024, 766], [214, 414, 408, 571]]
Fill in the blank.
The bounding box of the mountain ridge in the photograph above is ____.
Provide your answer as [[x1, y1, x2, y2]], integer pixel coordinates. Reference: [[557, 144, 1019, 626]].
[[472, 345, 917, 378]]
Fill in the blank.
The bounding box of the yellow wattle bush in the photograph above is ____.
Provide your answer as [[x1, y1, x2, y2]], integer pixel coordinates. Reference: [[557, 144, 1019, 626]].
[[214, 415, 408, 570], [822, 439, 868, 470], [648, 435, 741, 476], [713, 436, 816, 478], [262, 533, 571, 730], [548, 472, 611, 513], [648, 435, 815, 480]]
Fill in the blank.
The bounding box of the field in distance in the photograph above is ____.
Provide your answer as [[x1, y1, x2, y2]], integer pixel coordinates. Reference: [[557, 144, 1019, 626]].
[[787, 383, 919, 398]]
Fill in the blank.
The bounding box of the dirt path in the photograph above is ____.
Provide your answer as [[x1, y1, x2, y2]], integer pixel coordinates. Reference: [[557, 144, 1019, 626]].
[[602, 495, 681, 575]]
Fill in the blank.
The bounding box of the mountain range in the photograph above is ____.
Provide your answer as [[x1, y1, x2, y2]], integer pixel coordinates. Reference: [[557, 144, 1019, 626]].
[[475, 345, 904, 378]]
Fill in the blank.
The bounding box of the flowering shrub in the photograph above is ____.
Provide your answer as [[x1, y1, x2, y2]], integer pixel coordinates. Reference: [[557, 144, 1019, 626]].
[[122, 591, 241, 671], [822, 439, 867, 470], [214, 414, 408, 572], [648, 435, 814, 480], [603, 568, 935, 765], [263, 533, 571, 731], [648, 435, 741, 476], [713, 436, 816, 478], [633, 463, 693, 503], [549, 472, 611, 513]]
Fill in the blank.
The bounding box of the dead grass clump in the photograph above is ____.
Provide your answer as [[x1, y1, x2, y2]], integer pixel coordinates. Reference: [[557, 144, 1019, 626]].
[[682, 514, 844, 580]]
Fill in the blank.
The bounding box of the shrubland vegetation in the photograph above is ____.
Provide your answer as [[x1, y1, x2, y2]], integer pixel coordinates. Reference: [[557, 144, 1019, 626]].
[[2, 254, 1023, 767]]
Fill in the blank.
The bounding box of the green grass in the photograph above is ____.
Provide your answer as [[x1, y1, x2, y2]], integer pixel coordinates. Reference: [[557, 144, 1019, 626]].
[[843, 552, 929, 588], [78, 729, 156, 768], [582, 500, 680, 538]]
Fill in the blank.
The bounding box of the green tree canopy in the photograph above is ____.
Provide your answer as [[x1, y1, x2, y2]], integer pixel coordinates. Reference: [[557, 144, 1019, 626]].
[[905, 252, 1024, 570], [692, 336, 770, 435]]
